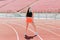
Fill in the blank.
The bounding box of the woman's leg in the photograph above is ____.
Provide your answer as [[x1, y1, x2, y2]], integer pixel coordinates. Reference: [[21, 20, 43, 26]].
[[25, 23, 29, 35], [31, 22, 38, 35]]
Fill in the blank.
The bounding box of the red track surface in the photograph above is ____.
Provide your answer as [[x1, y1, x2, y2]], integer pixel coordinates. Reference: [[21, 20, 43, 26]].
[[0, 18, 60, 40]]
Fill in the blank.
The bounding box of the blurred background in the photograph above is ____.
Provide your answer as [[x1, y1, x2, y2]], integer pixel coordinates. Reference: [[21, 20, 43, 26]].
[[0, 0, 60, 19]]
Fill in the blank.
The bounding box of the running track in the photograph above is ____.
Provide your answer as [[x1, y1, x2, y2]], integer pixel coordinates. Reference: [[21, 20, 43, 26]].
[[0, 18, 60, 40]]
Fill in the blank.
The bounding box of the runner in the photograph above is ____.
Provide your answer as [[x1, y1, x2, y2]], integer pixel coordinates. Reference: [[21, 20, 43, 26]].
[[24, 7, 38, 39]]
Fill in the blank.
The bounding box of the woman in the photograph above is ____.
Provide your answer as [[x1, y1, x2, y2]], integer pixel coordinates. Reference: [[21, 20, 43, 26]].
[[25, 7, 38, 37]]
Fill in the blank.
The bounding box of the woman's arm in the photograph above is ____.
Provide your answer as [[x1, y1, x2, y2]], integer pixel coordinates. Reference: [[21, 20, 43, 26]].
[[32, 11, 34, 19]]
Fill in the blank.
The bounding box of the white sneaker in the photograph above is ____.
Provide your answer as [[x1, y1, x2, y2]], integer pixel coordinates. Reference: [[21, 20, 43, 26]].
[[35, 32, 38, 36], [24, 33, 26, 36]]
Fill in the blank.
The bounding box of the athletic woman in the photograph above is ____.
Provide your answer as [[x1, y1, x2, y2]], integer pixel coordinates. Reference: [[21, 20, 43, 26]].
[[25, 7, 38, 38]]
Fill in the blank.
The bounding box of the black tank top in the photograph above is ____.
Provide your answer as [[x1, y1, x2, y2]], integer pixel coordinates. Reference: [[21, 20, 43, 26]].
[[26, 12, 32, 17]]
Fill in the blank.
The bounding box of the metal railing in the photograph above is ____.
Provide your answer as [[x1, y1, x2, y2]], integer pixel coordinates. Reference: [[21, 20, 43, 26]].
[[0, 13, 60, 20]]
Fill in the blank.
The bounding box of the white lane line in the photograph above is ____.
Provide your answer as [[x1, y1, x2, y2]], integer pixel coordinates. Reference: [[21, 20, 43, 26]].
[[3, 23, 20, 40], [29, 28, 43, 40], [17, 22, 60, 36], [39, 23, 60, 29], [35, 22, 60, 36], [8, 23, 43, 40], [37, 25, 60, 37]]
